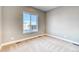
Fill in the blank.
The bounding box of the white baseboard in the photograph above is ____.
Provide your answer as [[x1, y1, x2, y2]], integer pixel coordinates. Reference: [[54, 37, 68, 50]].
[[1, 33, 79, 49], [1, 34, 46, 47], [47, 34, 79, 45]]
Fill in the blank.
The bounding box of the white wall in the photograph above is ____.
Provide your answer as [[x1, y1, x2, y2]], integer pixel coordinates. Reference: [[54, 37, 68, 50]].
[[46, 7, 79, 44], [2, 6, 46, 43], [0, 7, 2, 44]]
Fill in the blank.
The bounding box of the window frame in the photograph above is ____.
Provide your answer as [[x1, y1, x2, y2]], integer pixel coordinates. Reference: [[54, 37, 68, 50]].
[[23, 12, 38, 34]]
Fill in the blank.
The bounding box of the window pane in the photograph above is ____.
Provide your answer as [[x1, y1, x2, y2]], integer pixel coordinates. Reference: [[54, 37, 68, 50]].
[[23, 12, 38, 33], [23, 13, 31, 33], [31, 15, 38, 32]]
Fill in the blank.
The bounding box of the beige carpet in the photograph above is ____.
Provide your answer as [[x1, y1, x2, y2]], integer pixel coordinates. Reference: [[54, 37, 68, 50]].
[[2, 36, 79, 52]]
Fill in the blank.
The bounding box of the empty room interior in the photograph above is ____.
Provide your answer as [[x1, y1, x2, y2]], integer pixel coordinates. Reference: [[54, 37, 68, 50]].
[[0, 6, 79, 52]]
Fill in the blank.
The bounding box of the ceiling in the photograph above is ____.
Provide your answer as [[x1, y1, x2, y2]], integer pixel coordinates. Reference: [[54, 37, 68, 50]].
[[33, 6, 59, 12]]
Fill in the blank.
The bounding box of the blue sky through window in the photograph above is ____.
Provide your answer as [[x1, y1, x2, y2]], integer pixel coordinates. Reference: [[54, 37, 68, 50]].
[[31, 15, 37, 25], [23, 13, 30, 24], [23, 13, 37, 25]]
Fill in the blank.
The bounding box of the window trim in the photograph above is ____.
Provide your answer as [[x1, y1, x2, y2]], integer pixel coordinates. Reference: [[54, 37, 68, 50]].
[[23, 12, 38, 34]]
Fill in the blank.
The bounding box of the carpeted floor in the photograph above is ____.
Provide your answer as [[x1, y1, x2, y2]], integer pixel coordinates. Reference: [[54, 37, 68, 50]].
[[2, 36, 79, 52]]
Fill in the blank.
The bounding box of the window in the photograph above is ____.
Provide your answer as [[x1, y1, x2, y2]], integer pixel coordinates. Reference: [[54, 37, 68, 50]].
[[23, 12, 38, 33]]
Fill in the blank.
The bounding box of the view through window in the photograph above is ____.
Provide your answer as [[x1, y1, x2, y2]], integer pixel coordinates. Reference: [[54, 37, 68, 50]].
[[23, 12, 38, 33]]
